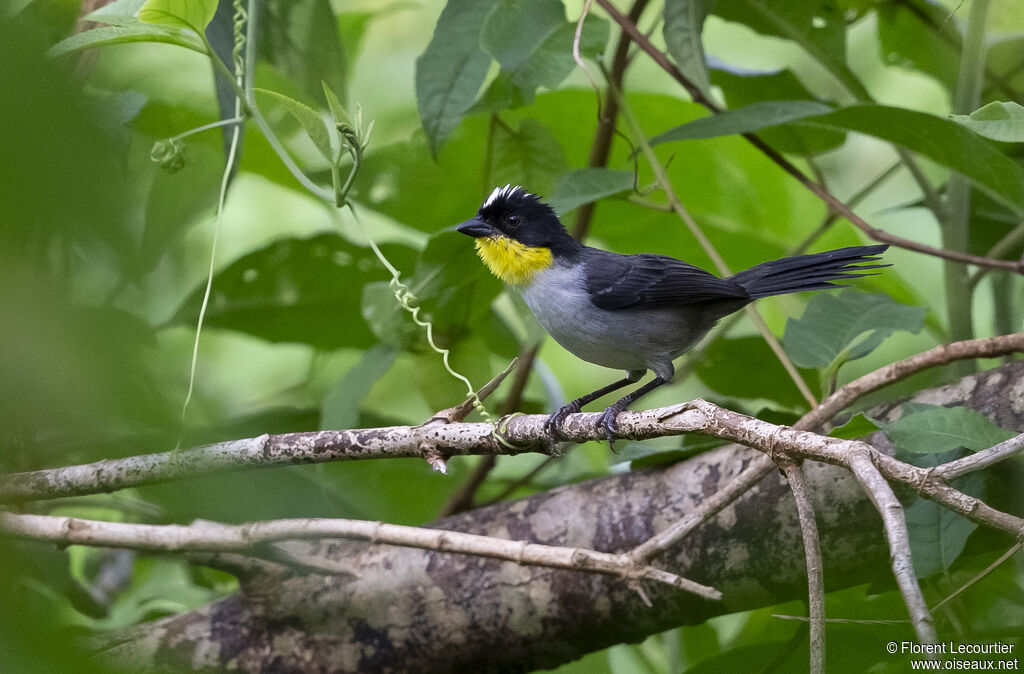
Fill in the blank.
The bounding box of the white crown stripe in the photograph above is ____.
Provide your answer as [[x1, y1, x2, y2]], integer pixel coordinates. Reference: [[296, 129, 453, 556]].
[[482, 184, 532, 208]]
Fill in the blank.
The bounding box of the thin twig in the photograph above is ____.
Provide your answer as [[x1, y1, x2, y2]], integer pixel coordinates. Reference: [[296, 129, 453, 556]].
[[0, 512, 720, 601], [929, 542, 1023, 614], [778, 460, 826, 674], [847, 450, 937, 644], [794, 334, 1024, 432], [935, 432, 1024, 481]]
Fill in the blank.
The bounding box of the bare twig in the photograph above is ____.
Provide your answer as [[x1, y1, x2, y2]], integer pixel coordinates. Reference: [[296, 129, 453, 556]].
[[934, 432, 1024, 481], [847, 450, 937, 644], [779, 460, 826, 674], [795, 334, 1024, 432], [591, 0, 1024, 274], [0, 512, 720, 601]]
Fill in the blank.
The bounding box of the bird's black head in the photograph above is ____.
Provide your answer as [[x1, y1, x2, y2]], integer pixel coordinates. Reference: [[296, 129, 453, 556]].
[[456, 185, 581, 259]]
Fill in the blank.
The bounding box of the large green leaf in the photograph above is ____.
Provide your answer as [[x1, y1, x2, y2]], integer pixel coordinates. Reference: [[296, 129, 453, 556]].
[[663, 0, 712, 95], [481, 0, 608, 104], [651, 102, 1024, 214], [488, 118, 570, 198], [171, 234, 418, 350], [905, 476, 984, 579], [713, 0, 861, 95], [950, 101, 1024, 143], [782, 290, 925, 370], [877, 403, 1018, 456], [138, 0, 217, 33], [648, 100, 834, 144], [710, 67, 845, 154], [876, 0, 959, 91], [415, 0, 498, 156], [694, 336, 820, 409], [548, 168, 634, 215], [48, 21, 206, 58], [259, 0, 349, 106]]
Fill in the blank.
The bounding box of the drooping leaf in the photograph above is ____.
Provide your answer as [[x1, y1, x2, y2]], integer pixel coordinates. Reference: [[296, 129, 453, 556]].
[[321, 344, 398, 430], [709, 66, 845, 154], [782, 290, 925, 370], [949, 101, 1024, 143], [415, 0, 498, 156], [171, 234, 418, 350], [481, 0, 608, 104], [548, 168, 634, 215], [488, 118, 570, 198], [877, 404, 1018, 455], [138, 0, 217, 33], [695, 336, 820, 409], [876, 0, 959, 91], [259, 0, 349, 106], [713, 0, 860, 95], [48, 21, 206, 58], [663, 0, 712, 95], [648, 100, 834, 144], [253, 88, 333, 161]]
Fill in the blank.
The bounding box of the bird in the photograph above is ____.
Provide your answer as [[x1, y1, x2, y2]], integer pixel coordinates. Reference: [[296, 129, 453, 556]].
[[456, 185, 889, 447]]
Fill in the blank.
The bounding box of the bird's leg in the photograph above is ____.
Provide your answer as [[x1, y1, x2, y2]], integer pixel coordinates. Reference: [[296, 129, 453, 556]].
[[545, 377, 634, 448], [597, 377, 668, 448]]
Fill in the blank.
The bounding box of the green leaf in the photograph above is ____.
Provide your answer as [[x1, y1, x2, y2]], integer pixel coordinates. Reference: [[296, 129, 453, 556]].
[[84, 0, 147, 23], [488, 118, 570, 198], [259, 0, 349, 106], [877, 404, 1017, 456], [651, 102, 1024, 213], [904, 451, 986, 579], [548, 168, 634, 215], [481, 0, 608, 103], [713, 0, 863, 97], [415, 0, 498, 156], [663, 0, 712, 95], [828, 413, 879, 440], [138, 0, 217, 33], [782, 290, 925, 370], [361, 282, 420, 349], [321, 344, 398, 430], [253, 88, 333, 161], [171, 234, 418, 350], [710, 67, 845, 154], [949, 101, 1024, 143], [48, 21, 206, 58], [648, 100, 834, 144], [876, 0, 959, 91], [695, 336, 820, 408]]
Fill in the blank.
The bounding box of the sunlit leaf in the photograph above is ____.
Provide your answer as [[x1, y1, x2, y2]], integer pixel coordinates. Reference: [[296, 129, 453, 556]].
[[48, 21, 206, 58], [253, 88, 334, 161], [138, 0, 217, 33], [949, 101, 1024, 143]]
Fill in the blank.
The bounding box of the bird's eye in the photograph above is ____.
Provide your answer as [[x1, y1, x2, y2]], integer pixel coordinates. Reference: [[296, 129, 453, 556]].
[[505, 214, 520, 227]]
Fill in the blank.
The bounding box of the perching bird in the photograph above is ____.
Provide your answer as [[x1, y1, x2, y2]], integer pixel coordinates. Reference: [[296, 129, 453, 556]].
[[456, 185, 888, 446]]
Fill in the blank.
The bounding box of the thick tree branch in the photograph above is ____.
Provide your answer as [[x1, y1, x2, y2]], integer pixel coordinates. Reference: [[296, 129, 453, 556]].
[[59, 362, 1024, 671]]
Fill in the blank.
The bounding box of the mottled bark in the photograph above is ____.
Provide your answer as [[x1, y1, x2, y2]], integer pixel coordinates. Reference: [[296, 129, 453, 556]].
[[96, 361, 1024, 672]]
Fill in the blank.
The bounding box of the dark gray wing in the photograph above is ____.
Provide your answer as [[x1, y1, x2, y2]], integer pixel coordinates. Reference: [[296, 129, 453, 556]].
[[583, 250, 750, 310]]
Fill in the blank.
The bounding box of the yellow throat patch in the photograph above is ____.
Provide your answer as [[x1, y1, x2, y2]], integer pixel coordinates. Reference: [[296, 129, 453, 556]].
[[474, 235, 553, 286]]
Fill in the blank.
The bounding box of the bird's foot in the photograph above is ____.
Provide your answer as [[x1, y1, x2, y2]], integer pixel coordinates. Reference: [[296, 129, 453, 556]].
[[544, 401, 581, 451], [597, 403, 626, 451]]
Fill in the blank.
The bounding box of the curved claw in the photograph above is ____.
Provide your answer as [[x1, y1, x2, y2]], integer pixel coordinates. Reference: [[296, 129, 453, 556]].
[[544, 402, 581, 449], [597, 407, 622, 450]]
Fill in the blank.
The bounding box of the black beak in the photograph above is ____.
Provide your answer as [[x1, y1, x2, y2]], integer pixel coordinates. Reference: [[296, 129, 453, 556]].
[[456, 218, 493, 238]]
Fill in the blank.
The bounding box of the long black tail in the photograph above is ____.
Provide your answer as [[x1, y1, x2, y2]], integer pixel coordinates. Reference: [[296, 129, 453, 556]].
[[729, 244, 889, 299]]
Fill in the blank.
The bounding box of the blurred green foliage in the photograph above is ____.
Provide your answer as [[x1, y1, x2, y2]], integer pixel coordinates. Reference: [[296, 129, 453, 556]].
[[2, 0, 1023, 671]]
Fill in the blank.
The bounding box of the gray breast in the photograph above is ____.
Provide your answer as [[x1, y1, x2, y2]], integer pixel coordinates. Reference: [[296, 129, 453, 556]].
[[517, 263, 717, 380]]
